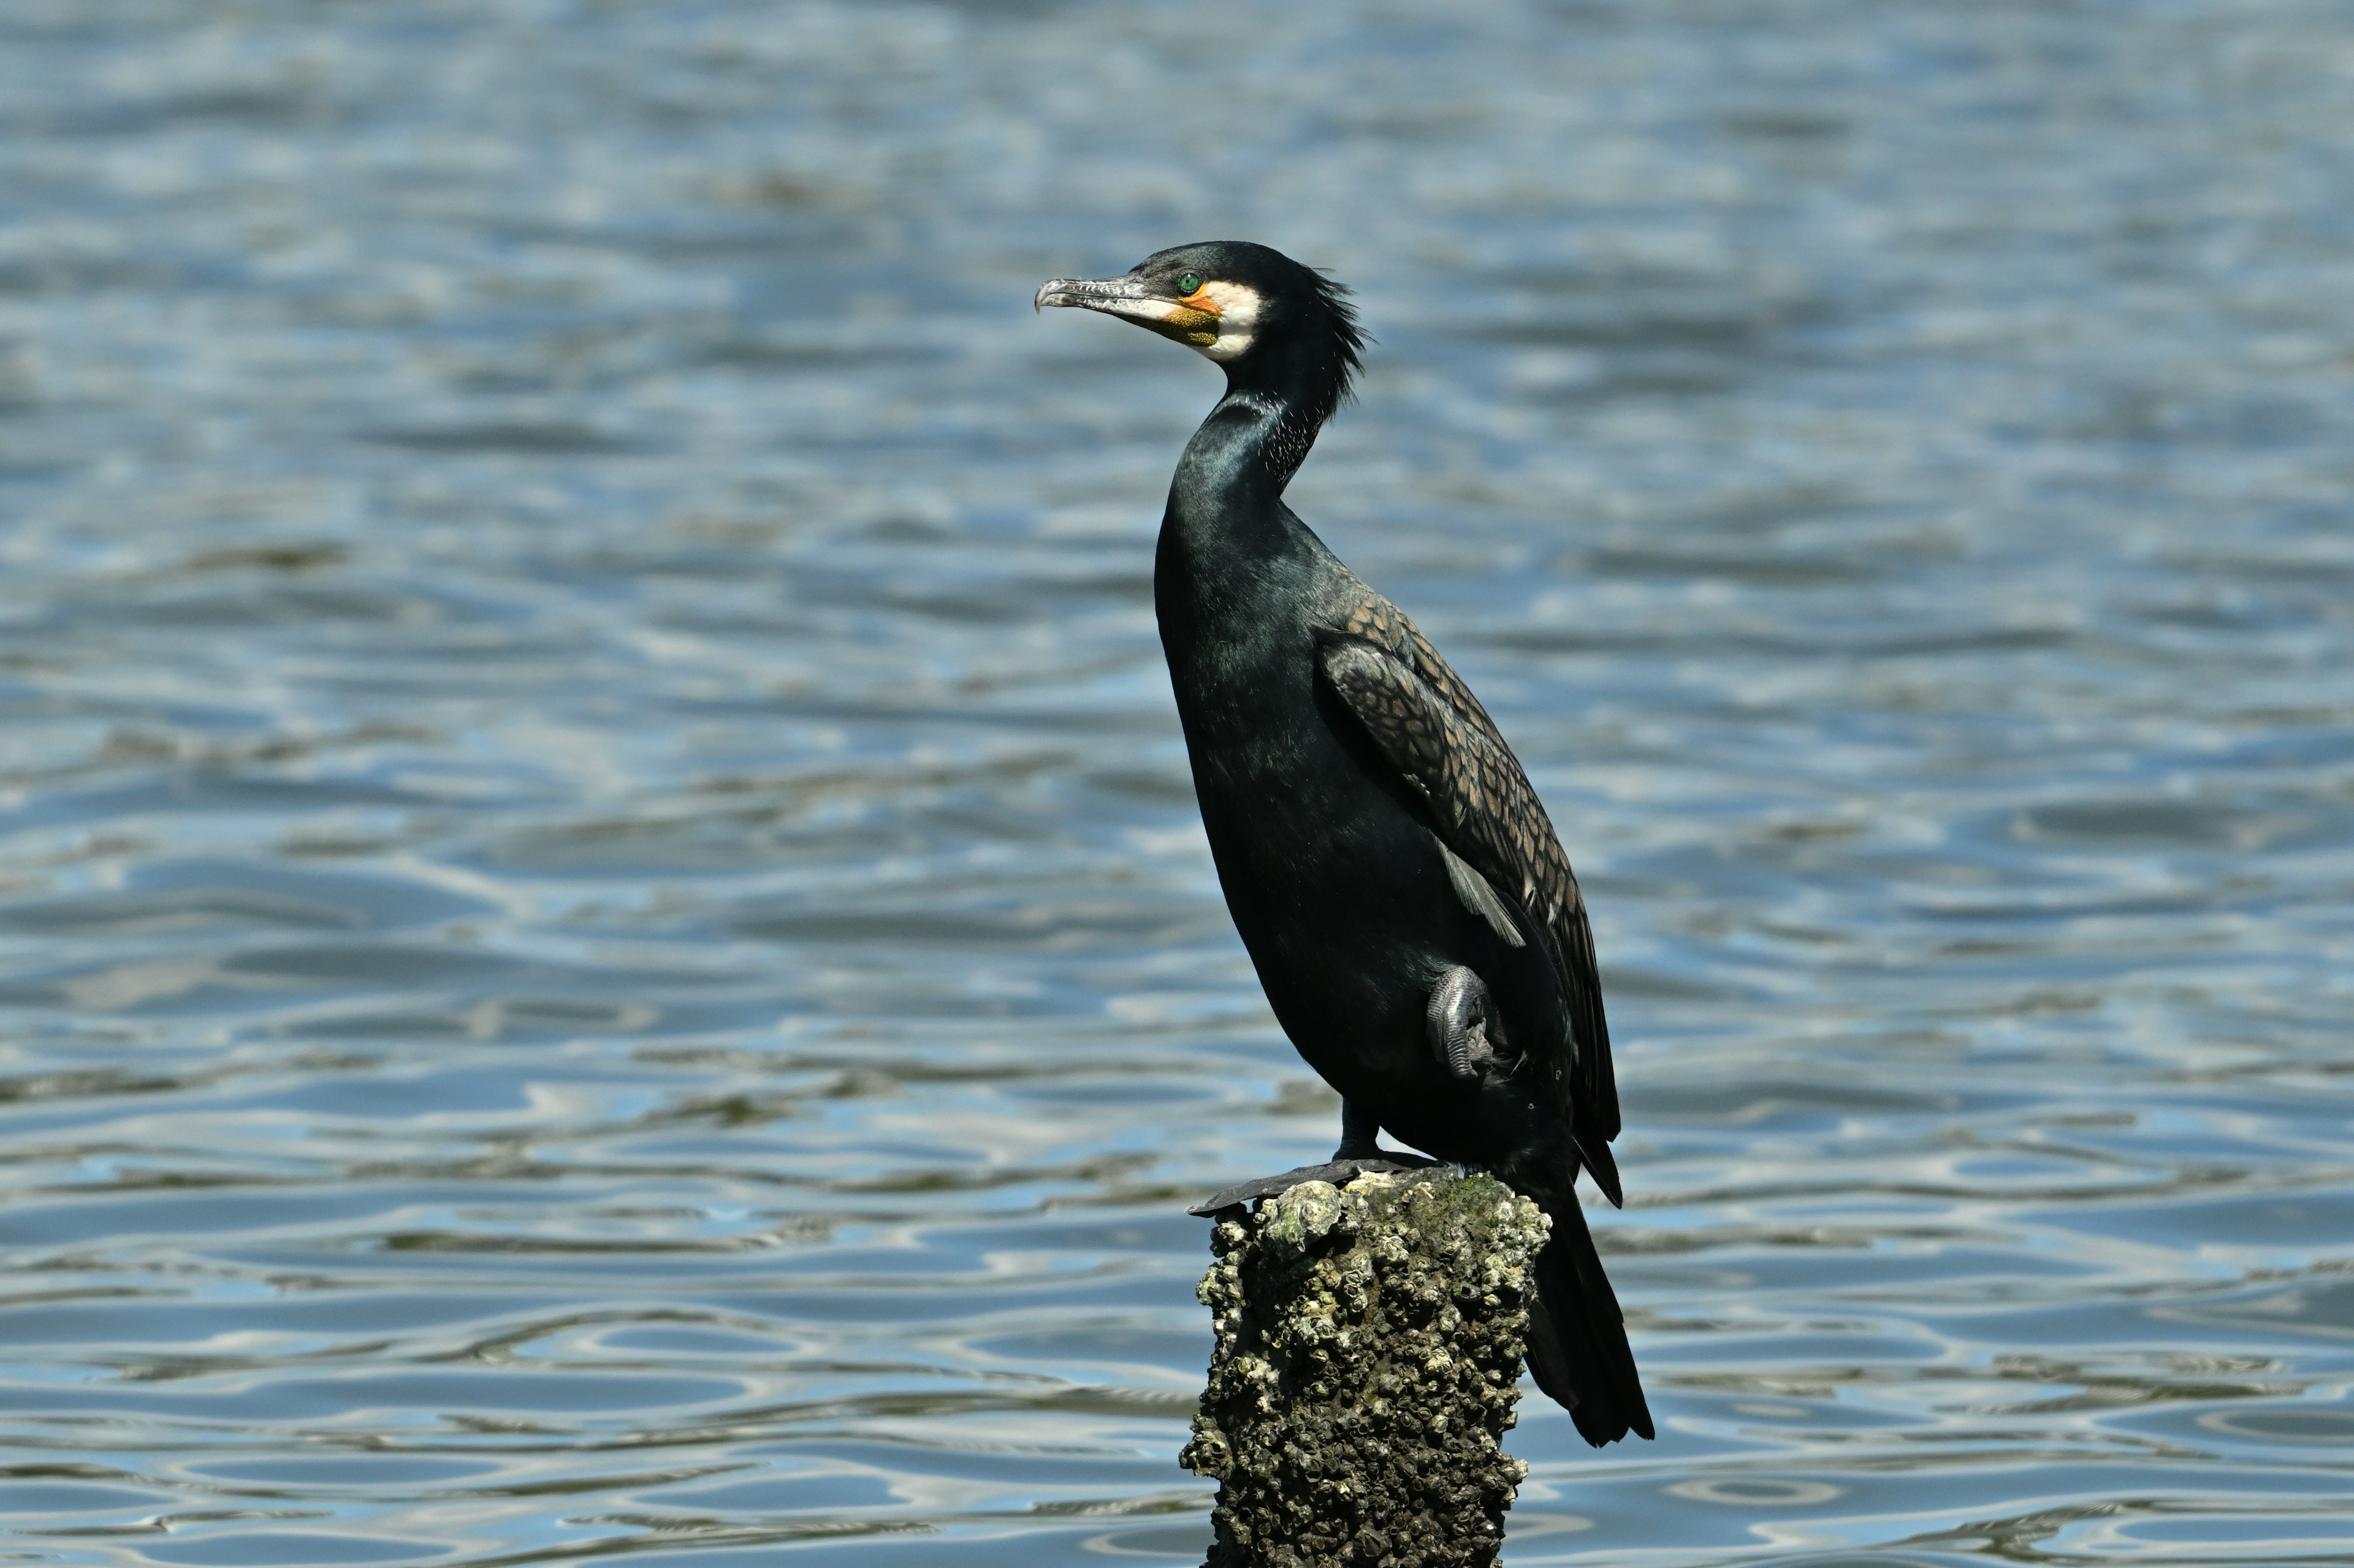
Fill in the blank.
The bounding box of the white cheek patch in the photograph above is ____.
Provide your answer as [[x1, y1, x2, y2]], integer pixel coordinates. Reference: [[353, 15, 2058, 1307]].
[[1194, 281, 1263, 362]]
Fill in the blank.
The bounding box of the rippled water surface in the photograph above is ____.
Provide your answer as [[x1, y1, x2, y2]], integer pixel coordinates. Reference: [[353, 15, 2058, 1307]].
[[4, 2, 2353, 1563]]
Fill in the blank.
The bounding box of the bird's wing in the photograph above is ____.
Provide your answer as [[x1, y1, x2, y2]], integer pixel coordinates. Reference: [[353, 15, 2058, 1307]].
[[1316, 588, 1623, 1203]]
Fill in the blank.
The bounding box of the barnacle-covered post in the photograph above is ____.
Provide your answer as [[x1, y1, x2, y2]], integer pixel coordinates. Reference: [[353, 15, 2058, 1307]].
[[1181, 1170, 1548, 1568]]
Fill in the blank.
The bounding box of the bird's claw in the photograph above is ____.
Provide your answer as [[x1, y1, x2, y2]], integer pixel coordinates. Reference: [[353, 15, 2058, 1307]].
[[1187, 1153, 1443, 1217], [1426, 965, 1507, 1080]]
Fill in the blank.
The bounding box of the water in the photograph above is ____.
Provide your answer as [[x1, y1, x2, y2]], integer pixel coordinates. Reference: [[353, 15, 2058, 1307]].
[[2, 1, 2351, 1562]]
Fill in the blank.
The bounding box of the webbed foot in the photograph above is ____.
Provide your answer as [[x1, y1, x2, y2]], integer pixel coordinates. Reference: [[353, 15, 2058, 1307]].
[[1426, 965, 1508, 1079], [1187, 1152, 1444, 1217]]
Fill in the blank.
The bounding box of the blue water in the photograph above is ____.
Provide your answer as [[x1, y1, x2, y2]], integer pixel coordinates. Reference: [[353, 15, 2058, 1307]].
[[2, 2, 2352, 1564]]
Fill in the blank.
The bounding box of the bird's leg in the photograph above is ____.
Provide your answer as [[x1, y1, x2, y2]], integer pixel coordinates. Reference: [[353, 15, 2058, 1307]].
[[1426, 965, 1507, 1079], [1187, 1098, 1441, 1217], [1192, 972, 1515, 1214]]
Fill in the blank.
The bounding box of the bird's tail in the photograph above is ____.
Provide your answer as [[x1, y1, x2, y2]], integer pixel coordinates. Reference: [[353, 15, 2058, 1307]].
[[1520, 1182, 1653, 1446]]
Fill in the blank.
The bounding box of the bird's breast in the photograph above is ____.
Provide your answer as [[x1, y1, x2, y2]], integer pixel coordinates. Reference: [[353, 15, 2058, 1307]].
[[1167, 612, 1442, 936]]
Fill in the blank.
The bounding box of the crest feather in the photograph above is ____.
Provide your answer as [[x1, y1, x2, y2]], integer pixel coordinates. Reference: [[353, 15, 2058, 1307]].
[[1303, 265, 1369, 419]]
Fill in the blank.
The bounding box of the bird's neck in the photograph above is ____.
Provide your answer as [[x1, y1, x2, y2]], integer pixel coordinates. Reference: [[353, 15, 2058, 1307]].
[[1164, 379, 1329, 555], [1155, 387, 1330, 684]]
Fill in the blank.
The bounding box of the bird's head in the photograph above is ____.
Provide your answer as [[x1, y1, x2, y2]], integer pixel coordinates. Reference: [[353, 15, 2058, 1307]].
[[1036, 240, 1364, 413]]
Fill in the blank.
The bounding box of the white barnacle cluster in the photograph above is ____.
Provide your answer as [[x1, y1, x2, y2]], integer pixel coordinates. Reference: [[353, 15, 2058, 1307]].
[[1181, 1169, 1550, 1566]]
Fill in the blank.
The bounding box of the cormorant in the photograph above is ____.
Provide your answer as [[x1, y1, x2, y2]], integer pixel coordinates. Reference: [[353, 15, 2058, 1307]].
[[1037, 242, 1652, 1447]]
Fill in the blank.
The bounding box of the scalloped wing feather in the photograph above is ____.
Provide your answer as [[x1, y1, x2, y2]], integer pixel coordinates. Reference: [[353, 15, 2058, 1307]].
[[1319, 584, 1623, 1179]]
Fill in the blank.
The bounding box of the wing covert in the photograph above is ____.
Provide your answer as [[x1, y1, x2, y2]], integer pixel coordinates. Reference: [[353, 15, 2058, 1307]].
[[1314, 588, 1623, 1195]]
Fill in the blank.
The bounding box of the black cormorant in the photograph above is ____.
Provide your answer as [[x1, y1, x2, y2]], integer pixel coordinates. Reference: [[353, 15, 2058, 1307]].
[[1037, 242, 1652, 1447]]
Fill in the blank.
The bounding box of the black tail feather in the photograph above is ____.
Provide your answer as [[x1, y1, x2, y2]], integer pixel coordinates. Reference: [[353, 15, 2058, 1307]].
[[1523, 1191, 1653, 1446], [1574, 1132, 1624, 1209]]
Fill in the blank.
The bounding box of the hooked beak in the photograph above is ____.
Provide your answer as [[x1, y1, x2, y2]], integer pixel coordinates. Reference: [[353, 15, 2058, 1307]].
[[1035, 274, 1160, 318], [1035, 274, 1220, 346]]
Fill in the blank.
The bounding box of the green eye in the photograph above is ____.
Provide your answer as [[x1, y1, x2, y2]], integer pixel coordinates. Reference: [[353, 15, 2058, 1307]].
[[1176, 272, 1202, 295]]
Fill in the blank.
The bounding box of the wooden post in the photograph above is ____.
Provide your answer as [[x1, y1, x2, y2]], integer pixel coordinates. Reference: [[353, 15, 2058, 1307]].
[[1181, 1170, 1546, 1568]]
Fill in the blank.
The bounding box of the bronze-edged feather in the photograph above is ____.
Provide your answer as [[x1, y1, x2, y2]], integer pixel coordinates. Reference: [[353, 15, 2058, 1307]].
[[1314, 583, 1623, 1205]]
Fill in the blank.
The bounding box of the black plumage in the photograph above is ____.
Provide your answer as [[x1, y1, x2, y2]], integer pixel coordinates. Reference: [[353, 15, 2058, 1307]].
[[1037, 241, 1652, 1446]]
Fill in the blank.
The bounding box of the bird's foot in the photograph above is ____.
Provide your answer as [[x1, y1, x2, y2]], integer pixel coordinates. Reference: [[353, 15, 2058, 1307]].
[[1187, 1152, 1443, 1217], [1426, 965, 1509, 1079]]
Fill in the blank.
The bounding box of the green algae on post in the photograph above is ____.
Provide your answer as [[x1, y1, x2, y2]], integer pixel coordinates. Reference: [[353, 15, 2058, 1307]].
[[1183, 1170, 1549, 1568]]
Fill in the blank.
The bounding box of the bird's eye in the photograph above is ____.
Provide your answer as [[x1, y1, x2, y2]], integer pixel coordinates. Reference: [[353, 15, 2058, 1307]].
[[1176, 272, 1202, 295]]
